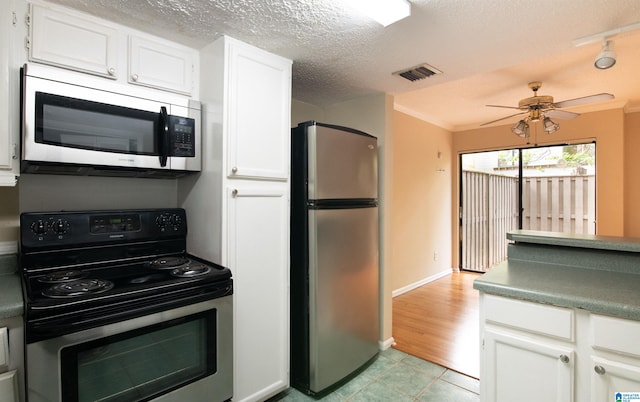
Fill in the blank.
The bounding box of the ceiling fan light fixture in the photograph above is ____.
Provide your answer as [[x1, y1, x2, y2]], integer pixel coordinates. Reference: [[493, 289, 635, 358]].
[[511, 120, 530, 138], [594, 40, 616, 69], [543, 116, 560, 134]]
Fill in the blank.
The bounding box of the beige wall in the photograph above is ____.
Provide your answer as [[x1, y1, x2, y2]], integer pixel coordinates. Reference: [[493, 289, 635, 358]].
[[452, 108, 625, 267], [391, 111, 452, 291], [291, 99, 324, 127], [624, 111, 640, 237], [18, 174, 178, 213]]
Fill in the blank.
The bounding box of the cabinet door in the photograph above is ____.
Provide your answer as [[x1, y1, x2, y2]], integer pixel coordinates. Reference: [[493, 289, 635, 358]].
[[483, 328, 574, 402], [29, 4, 118, 78], [128, 35, 195, 95], [0, 7, 14, 174], [226, 40, 291, 180], [226, 185, 289, 402], [591, 356, 640, 402], [0, 370, 18, 402]]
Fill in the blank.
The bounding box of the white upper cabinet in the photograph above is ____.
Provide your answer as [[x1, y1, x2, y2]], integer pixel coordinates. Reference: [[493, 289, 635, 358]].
[[226, 39, 291, 180], [128, 35, 194, 95], [28, 3, 197, 95], [0, 1, 23, 185], [0, 7, 15, 174], [29, 4, 118, 78]]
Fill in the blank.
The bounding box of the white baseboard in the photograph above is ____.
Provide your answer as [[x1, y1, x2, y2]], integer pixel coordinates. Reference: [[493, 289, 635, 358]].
[[0, 241, 18, 255], [379, 337, 395, 350], [391, 269, 452, 298]]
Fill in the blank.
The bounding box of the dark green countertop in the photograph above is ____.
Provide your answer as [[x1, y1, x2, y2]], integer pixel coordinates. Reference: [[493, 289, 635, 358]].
[[474, 231, 640, 320], [474, 260, 640, 321], [508, 230, 640, 253], [0, 253, 23, 319]]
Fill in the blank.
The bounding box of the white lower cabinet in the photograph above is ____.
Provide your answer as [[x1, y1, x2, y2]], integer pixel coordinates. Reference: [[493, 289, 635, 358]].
[[483, 328, 574, 401], [480, 294, 575, 402], [591, 356, 640, 401], [0, 370, 18, 402], [481, 294, 640, 402], [590, 314, 640, 402], [227, 185, 289, 401]]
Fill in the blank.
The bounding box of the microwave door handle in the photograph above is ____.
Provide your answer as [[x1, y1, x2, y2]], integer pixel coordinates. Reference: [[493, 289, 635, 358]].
[[159, 106, 169, 167]]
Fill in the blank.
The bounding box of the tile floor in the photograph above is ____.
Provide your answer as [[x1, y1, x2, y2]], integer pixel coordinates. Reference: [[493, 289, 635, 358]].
[[268, 348, 479, 402]]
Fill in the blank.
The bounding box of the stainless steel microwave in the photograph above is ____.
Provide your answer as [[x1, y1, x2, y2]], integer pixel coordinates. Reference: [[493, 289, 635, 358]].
[[21, 64, 201, 178]]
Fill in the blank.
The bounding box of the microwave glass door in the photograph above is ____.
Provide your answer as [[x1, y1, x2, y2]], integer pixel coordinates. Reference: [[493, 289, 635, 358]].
[[36, 92, 160, 155], [60, 310, 217, 402]]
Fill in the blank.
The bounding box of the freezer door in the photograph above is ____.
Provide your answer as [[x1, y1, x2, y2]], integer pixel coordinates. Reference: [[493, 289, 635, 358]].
[[308, 206, 379, 393], [308, 125, 377, 200]]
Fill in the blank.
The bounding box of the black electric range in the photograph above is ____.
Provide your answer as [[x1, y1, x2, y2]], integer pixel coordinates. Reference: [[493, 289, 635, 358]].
[[20, 208, 232, 343]]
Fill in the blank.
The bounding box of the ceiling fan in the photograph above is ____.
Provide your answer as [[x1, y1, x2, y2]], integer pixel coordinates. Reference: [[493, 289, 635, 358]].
[[481, 81, 614, 135]]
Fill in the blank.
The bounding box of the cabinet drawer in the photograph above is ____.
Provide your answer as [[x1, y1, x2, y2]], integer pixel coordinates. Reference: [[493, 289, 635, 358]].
[[484, 294, 574, 340], [592, 314, 640, 358], [0, 370, 18, 402]]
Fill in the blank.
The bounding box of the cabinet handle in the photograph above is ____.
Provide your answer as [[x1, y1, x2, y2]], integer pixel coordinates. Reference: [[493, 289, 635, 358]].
[[107, 67, 116, 76], [232, 189, 238, 197], [231, 167, 238, 174], [131, 74, 139, 82], [594, 365, 606, 375], [559, 354, 570, 364]]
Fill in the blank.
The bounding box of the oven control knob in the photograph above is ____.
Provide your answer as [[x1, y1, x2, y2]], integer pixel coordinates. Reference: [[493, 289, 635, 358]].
[[51, 219, 69, 235], [30, 220, 47, 235], [156, 214, 170, 229], [170, 214, 182, 227]]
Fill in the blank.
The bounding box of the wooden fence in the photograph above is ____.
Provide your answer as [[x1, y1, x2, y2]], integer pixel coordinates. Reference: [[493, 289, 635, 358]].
[[461, 171, 595, 272]]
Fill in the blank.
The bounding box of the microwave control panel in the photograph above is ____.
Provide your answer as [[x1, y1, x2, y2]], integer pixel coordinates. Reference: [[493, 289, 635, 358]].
[[168, 115, 195, 157]]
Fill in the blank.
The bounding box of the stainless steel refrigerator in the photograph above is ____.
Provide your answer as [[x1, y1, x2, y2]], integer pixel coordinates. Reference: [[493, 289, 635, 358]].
[[290, 121, 379, 395]]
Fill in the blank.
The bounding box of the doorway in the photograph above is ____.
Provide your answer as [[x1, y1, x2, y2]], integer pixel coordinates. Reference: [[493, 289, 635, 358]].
[[460, 143, 596, 272]]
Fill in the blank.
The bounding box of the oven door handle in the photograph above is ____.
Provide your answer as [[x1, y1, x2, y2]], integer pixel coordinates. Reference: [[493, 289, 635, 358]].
[[158, 106, 169, 167]]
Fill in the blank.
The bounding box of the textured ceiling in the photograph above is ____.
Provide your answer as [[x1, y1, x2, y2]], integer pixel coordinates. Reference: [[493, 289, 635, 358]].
[[44, 0, 640, 131]]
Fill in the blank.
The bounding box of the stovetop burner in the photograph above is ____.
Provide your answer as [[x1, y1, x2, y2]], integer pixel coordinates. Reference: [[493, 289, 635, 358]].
[[148, 256, 190, 269], [42, 278, 115, 298], [37, 270, 88, 283], [171, 262, 211, 278]]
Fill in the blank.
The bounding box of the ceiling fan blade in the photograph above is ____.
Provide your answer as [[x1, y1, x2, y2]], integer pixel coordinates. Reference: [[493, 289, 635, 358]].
[[545, 109, 580, 120], [480, 112, 527, 126], [486, 104, 523, 110], [553, 93, 614, 108]]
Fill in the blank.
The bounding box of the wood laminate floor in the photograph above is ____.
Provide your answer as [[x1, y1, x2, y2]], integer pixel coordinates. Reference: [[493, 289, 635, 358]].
[[392, 271, 482, 379]]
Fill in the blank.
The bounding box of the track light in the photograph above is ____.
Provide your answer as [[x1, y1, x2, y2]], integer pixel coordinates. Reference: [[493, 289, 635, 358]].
[[595, 40, 616, 69], [543, 117, 560, 134], [511, 120, 530, 138]]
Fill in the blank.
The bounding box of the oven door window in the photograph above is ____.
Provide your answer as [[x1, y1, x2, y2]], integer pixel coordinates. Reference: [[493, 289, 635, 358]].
[[60, 310, 216, 402], [35, 92, 160, 155]]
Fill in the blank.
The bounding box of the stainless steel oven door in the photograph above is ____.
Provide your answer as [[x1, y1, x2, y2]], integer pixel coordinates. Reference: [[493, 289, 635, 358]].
[[26, 296, 232, 402]]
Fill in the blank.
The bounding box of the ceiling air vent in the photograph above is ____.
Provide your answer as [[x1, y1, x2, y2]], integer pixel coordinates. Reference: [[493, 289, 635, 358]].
[[393, 63, 442, 82]]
